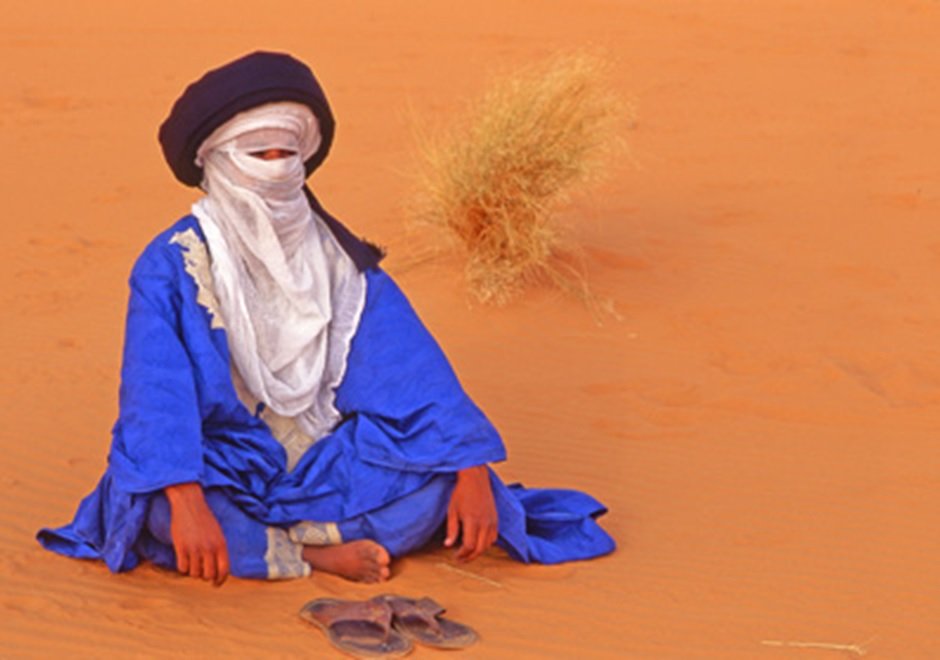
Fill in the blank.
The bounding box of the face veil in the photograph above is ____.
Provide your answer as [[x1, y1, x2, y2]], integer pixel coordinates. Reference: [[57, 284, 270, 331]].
[[192, 102, 366, 441]]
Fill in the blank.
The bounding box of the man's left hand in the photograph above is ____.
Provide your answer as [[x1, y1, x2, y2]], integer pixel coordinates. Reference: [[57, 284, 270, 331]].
[[444, 465, 499, 561]]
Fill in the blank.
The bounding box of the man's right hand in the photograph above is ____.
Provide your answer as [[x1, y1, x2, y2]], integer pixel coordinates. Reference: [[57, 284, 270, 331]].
[[165, 482, 230, 585]]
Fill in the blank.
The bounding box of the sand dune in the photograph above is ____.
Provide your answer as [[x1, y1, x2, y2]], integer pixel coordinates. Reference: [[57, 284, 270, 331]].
[[2, 1, 939, 657]]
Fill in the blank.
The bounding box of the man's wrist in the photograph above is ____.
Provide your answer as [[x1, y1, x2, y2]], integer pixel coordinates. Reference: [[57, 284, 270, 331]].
[[165, 482, 203, 507], [457, 465, 488, 481]]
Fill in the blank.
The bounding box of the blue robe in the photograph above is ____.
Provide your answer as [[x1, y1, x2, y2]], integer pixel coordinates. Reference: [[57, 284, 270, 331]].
[[38, 216, 614, 579]]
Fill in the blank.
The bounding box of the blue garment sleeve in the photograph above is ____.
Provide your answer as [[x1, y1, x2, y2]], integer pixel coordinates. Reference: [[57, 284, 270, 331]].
[[107, 245, 205, 493], [334, 270, 507, 474]]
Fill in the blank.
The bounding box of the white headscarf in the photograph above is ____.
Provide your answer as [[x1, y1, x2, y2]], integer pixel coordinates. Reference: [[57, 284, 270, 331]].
[[191, 101, 366, 441]]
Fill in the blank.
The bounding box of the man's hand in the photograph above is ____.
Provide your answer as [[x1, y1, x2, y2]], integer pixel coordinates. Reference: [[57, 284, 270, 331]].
[[444, 465, 498, 562], [165, 482, 230, 585]]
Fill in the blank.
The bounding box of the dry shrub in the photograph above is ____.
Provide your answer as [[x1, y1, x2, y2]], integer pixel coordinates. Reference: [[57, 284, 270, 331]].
[[410, 51, 629, 305]]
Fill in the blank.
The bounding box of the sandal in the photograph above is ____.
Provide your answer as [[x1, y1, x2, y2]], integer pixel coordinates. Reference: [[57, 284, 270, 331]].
[[374, 594, 478, 649], [299, 598, 413, 658]]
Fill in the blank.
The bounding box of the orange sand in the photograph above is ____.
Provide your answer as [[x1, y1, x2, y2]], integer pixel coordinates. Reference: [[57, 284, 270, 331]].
[[2, 1, 939, 657]]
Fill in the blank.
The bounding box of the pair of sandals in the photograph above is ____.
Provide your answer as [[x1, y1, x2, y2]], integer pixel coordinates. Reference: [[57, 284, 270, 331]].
[[299, 594, 478, 657]]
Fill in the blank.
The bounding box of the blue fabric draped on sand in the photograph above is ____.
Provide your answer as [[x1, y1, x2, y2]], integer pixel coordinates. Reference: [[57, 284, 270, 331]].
[[37, 216, 614, 576]]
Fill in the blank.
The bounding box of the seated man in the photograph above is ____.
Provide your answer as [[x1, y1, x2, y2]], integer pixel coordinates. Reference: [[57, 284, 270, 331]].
[[38, 51, 615, 584]]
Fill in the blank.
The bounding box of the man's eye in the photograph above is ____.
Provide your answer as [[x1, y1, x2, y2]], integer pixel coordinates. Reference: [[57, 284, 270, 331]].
[[249, 149, 296, 160]]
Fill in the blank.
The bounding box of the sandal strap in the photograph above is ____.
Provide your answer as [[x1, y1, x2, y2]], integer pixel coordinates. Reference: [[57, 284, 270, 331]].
[[415, 597, 446, 618], [312, 600, 394, 638], [382, 596, 445, 636]]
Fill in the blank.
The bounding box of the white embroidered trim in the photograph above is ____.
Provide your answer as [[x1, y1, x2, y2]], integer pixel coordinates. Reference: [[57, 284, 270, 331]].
[[264, 527, 311, 579], [230, 364, 318, 471], [169, 228, 224, 330], [259, 407, 316, 472], [289, 521, 343, 547]]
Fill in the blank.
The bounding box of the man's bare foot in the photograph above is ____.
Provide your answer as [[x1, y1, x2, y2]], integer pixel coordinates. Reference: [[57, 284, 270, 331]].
[[302, 540, 391, 583]]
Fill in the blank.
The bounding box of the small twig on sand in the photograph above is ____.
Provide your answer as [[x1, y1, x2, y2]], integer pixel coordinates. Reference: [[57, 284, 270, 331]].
[[761, 637, 875, 657], [435, 562, 503, 588]]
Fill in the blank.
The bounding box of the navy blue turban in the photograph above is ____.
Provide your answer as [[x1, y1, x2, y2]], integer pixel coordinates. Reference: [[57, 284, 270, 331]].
[[158, 51, 382, 271], [159, 51, 335, 187]]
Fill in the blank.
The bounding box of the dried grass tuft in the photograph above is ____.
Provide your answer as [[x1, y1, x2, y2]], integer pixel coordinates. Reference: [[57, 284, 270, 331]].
[[409, 51, 630, 305]]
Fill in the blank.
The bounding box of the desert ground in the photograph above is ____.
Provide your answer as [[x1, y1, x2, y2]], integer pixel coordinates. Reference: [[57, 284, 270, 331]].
[[2, 1, 939, 657]]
